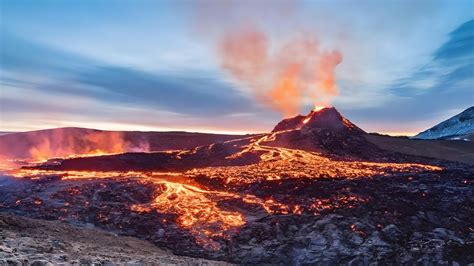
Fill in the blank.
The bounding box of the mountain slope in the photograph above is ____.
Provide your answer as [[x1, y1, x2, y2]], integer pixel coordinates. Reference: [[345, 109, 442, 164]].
[[414, 107, 474, 140], [0, 127, 247, 160], [272, 107, 364, 133], [31, 107, 412, 172], [366, 134, 474, 165], [265, 107, 387, 159]]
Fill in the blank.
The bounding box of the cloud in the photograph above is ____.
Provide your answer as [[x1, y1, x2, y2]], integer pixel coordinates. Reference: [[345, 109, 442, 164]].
[[74, 66, 255, 116], [393, 19, 474, 97], [434, 20, 474, 62], [0, 33, 262, 118], [1, 3, 472, 134], [0, 33, 94, 76], [346, 19, 474, 133]]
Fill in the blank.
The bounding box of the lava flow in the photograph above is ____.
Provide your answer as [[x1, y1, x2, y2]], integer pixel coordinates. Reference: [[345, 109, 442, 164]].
[[2, 107, 470, 265], [5, 168, 301, 250], [3, 125, 443, 250], [130, 179, 247, 250]]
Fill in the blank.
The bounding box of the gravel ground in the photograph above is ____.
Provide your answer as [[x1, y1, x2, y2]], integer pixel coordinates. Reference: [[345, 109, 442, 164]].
[[0, 212, 231, 265]]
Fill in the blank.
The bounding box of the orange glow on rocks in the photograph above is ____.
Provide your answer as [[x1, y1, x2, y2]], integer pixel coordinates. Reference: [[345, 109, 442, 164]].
[[312, 105, 326, 112], [302, 116, 311, 124], [1, 128, 150, 162], [1, 108, 449, 254], [28, 131, 147, 161], [6, 133, 444, 250]]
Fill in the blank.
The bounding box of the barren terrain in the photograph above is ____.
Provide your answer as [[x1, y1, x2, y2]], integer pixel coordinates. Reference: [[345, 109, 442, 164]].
[[1, 108, 473, 264], [0, 212, 229, 265]]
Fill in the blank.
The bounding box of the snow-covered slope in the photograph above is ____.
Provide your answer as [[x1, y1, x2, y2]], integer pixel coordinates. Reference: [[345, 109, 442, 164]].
[[414, 107, 474, 140]]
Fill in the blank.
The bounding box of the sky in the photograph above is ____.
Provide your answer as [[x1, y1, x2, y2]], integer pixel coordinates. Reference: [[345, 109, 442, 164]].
[[1, 0, 473, 135]]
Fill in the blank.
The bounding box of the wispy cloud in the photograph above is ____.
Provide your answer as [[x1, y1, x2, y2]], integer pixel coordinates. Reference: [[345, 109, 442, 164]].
[[1, 34, 267, 106], [0, 33, 276, 132], [347, 19, 474, 134], [393, 20, 473, 97], [1, 1, 473, 134]]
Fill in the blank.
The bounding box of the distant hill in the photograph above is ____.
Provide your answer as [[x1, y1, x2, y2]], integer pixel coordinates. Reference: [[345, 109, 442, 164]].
[[414, 107, 474, 141], [0, 127, 247, 160], [31, 107, 439, 172], [365, 134, 474, 165], [3, 108, 474, 168]]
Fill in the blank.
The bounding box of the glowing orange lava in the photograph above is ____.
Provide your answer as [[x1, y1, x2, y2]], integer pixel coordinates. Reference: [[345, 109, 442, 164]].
[[131, 180, 245, 250], [7, 168, 290, 250], [312, 105, 326, 112], [192, 132, 443, 186], [4, 133, 444, 250]]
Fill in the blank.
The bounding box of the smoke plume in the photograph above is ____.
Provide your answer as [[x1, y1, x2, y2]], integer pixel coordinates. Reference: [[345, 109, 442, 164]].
[[192, 1, 343, 117], [0, 128, 150, 162], [219, 28, 342, 117]]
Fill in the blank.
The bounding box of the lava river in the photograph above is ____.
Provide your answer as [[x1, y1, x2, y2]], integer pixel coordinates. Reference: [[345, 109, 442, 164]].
[[0, 140, 444, 251]]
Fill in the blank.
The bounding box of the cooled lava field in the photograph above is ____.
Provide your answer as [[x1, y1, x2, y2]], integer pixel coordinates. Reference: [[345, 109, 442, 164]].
[[1, 108, 473, 264]]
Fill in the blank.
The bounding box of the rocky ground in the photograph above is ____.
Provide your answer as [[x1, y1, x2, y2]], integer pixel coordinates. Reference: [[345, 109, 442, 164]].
[[365, 134, 474, 165], [1, 108, 473, 264], [1, 156, 473, 264], [0, 212, 230, 265]]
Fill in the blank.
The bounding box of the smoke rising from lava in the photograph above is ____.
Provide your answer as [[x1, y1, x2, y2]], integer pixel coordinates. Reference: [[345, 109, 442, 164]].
[[28, 131, 150, 161], [192, 1, 344, 118], [219, 29, 342, 117], [0, 128, 150, 163]]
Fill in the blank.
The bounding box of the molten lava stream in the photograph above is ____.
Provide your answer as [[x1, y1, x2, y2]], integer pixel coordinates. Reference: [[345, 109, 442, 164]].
[[5, 143, 442, 251], [7, 168, 247, 249], [9, 168, 252, 250], [132, 180, 247, 250]]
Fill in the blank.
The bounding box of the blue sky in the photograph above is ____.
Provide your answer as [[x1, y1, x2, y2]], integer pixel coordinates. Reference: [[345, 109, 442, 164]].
[[1, 0, 473, 135]]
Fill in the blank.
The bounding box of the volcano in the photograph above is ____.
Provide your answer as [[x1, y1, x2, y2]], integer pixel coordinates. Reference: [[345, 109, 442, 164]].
[[28, 107, 389, 172], [2, 107, 474, 264], [12, 108, 472, 172], [273, 107, 364, 133], [263, 107, 386, 160]]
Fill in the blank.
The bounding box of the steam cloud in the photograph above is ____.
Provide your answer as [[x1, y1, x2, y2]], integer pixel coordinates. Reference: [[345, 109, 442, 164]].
[[219, 29, 342, 117], [28, 131, 150, 160], [0, 128, 150, 162], [192, 1, 343, 117]]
